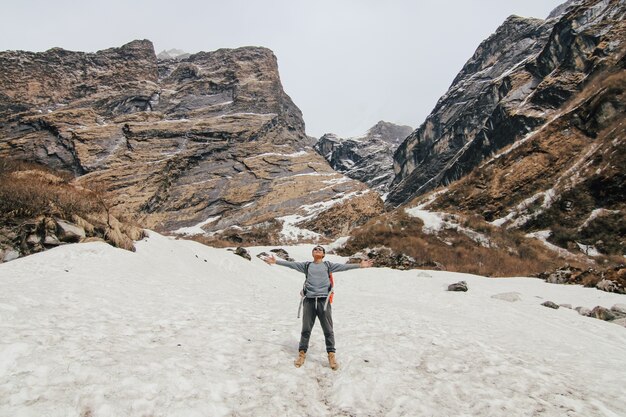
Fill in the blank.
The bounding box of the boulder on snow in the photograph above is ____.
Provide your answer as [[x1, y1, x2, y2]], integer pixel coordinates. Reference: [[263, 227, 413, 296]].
[[541, 301, 560, 309], [447, 281, 468, 292], [234, 247, 251, 261], [575, 306, 592, 316], [56, 219, 86, 243], [270, 248, 294, 261], [610, 303, 626, 316], [611, 318, 626, 328], [590, 306, 616, 321], [491, 292, 521, 302]]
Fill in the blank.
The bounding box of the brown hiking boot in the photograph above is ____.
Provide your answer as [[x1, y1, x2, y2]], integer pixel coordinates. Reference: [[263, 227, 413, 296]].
[[294, 350, 306, 368], [328, 352, 339, 370]]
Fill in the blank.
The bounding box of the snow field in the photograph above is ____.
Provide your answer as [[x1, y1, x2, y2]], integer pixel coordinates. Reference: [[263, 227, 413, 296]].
[[0, 232, 625, 417]]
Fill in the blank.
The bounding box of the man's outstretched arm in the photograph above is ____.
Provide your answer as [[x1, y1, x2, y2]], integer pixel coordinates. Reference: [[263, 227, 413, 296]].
[[328, 258, 373, 272], [261, 255, 307, 273]]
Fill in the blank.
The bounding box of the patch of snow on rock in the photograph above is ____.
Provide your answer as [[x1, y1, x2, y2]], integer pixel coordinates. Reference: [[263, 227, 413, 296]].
[[173, 216, 221, 236], [405, 208, 492, 247]]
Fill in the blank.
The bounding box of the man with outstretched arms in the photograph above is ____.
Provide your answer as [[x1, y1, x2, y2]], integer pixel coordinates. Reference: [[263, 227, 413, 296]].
[[263, 245, 373, 370]]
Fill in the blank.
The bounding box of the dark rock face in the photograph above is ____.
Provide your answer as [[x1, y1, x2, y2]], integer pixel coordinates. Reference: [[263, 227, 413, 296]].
[[387, 0, 625, 206], [0, 40, 381, 244], [315, 121, 412, 193], [0, 40, 158, 119]]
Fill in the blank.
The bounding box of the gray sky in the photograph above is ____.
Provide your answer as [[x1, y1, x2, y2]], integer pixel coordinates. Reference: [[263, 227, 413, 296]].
[[1, 0, 565, 138]]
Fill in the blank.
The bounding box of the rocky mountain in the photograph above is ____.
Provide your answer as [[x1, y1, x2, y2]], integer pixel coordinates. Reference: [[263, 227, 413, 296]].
[[333, 0, 623, 284], [400, 0, 625, 257], [314, 121, 412, 194], [387, 0, 625, 208], [0, 40, 382, 245], [157, 48, 191, 60]]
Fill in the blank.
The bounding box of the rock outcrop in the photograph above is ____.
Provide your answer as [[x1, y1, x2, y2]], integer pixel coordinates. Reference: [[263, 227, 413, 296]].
[[388, 0, 625, 206], [0, 40, 382, 245], [315, 121, 412, 194]]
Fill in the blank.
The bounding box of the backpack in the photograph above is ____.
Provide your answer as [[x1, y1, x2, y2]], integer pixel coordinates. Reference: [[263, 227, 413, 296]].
[[297, 261, 335, 318]]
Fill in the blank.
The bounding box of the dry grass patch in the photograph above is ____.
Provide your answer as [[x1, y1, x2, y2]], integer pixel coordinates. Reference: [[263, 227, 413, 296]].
[[0, 159, 99, 222], [340, 210, 570, 277], [0, 159, 145, 254]]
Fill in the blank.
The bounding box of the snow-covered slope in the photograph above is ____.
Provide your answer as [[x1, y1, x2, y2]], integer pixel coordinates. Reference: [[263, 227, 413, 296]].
[[1, 233, 625, 416]]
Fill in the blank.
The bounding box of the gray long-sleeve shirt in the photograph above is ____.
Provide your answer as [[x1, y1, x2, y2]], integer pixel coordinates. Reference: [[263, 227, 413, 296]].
[[275, 259, 360, 297]]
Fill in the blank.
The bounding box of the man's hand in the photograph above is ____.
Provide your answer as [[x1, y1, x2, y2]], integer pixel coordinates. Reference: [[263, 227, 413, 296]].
[[262, 254, 276, 265], [359, 259, 373, 268]]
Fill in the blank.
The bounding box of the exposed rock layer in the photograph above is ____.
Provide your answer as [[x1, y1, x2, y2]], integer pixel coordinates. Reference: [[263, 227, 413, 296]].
[[0, 41, 380, 243]]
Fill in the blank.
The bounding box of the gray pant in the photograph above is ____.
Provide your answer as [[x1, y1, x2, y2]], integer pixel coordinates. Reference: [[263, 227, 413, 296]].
[[299, 297, 335, 353]]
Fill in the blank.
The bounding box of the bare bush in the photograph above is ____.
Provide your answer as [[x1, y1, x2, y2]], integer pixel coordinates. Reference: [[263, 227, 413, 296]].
[[0, 159, 144, 254], [0, 160, 100, 222]]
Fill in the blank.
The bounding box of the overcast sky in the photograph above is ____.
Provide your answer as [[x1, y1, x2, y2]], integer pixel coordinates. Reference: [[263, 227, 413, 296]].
[[2, 0, 565, 138]]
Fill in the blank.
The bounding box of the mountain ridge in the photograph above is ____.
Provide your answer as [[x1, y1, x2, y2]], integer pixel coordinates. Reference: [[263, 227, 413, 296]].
[[314, 121, 413, 194]]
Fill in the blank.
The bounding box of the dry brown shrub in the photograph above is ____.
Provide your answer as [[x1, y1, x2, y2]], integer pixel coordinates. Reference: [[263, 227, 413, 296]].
[[0, 159, 71, 179], [462, 214, 498, 234], [81, 237, 107, 244], [85, 212, 109, 230], [11, 170, 66, 185], [121, 224, 146, 241], [0, 160, 100, 222], [104, 226, 135, 251], [72, 214, 96, 234], [0, 159, 144, 253]]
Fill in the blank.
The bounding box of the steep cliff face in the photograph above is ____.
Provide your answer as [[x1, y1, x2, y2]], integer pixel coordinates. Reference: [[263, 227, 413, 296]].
[[405, 0, 625, 257], [0, 40, 380, 244], [315, 121, 412, 194], [388, 0, 625, 206], [422, 65, 625, 256], [0, 40, 158, 120]]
